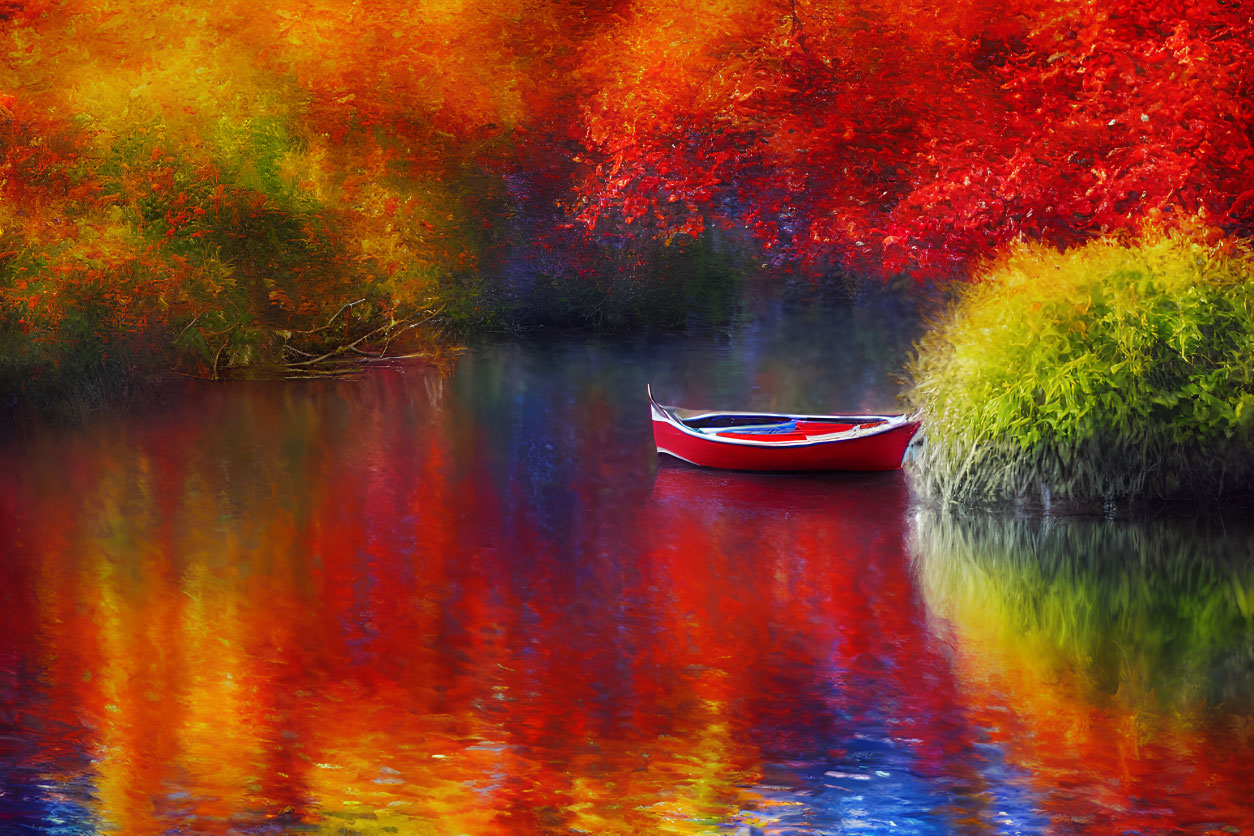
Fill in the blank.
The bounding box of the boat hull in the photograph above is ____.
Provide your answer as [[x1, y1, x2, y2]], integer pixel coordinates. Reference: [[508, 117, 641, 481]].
[[649, 389, 920, 472]]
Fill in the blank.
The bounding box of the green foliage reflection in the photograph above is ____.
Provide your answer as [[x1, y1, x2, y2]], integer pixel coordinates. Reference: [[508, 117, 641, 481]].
[[911, 509, 1254, 712]]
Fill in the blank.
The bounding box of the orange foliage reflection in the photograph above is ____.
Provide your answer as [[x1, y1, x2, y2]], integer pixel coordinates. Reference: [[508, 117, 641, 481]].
[[4, 373, 1254, 833], [0, 371, 935, 832]]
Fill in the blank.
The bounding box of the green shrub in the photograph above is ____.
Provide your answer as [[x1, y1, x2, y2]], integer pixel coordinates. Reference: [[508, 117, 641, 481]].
[[0, 257, 170, 424], [906, 233, 1254, 508]]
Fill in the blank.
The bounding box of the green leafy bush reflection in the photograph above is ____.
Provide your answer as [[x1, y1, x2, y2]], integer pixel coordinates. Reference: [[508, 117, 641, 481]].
[[911, 509, 1254, 711]]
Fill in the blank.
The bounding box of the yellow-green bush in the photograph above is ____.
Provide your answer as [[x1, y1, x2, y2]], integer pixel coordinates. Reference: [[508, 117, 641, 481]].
[[906, 233, 1254, 508]]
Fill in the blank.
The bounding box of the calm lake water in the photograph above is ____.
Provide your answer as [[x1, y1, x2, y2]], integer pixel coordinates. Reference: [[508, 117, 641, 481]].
[[3, 291, 1254, 835]]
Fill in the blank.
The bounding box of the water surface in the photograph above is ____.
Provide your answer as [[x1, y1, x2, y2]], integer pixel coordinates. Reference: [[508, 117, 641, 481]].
[[2, 294, 1253, 834]]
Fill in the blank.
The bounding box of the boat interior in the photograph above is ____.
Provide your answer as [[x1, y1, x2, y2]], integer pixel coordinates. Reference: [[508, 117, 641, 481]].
[[680, 414, 887, 441]]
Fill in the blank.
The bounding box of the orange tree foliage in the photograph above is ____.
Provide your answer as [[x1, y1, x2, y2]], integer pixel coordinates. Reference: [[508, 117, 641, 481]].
[[2, 0, 1253, 406], [0, 0, 619, 402], [573, 0, 1254, 277]]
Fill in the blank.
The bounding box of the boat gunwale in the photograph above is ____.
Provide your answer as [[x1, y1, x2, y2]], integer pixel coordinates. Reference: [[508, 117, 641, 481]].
[[647, 385, 918, 450]]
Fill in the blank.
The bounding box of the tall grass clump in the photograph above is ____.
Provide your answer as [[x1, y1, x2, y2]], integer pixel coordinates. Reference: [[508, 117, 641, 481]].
[[906, 233, 1254, 509]]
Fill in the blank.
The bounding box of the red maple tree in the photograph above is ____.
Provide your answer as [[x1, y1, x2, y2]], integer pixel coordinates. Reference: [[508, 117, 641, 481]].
[[572, 0, 1254, 278]]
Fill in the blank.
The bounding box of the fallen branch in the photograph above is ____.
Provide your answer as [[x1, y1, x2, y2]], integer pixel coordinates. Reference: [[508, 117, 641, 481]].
[[276, 306, 448, 378]]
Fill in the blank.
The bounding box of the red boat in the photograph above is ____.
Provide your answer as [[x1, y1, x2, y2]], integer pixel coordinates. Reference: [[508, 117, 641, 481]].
[[649, 386, 921, 472]]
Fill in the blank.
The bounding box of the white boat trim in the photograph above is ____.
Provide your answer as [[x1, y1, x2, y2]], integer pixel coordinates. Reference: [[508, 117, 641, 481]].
[[647, 384, 916, 449]]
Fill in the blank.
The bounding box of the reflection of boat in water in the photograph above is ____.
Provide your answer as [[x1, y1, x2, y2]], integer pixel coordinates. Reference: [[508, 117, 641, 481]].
[[650, 458, 910, 520], [649, 385, 920, 471]]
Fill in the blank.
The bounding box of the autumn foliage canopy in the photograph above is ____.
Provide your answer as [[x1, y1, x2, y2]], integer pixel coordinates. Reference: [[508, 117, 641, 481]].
[[575, 0, 1254, 274], [2, 0, 1252, 391]]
